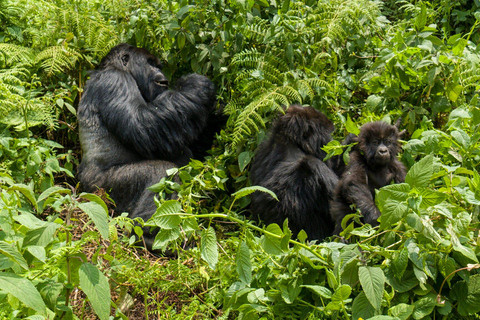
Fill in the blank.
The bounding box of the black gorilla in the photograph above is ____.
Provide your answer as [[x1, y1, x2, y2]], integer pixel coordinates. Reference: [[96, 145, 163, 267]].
[[250, 105, 338, 241], [330, 121, 407, 234], [77, 43, 216, 248]]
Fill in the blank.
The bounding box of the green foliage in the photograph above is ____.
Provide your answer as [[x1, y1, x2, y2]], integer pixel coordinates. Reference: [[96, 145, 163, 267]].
[[1, 0, 480, 318]]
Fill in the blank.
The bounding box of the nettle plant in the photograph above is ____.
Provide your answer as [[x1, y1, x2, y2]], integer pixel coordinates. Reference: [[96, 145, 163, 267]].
[[144, 152, 480, 319]]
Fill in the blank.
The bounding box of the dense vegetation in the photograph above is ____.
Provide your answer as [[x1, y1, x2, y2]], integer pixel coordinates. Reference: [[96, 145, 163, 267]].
[[0, 0, 479, 319]]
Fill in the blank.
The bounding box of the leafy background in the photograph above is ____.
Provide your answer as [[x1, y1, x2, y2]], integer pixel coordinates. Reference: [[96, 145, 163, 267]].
[[0, 0, 480, 319]]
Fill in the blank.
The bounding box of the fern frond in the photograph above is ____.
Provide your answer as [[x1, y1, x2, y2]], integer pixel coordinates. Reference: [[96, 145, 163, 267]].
[[36, 46, 82, 76], [0, 44, 34, 66], [242, 17, 270, 42]]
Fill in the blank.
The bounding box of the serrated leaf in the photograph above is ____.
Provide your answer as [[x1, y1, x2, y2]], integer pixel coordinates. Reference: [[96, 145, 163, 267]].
[[152, 228, 181, 251], [345, 116, 360, 135], [0, 241, 28, 270], [331, 284, 351, 304], [412, 294, 436, 319], [236, 241, 252, 285], [451, 130, 470, 149], [79, 193, 109, 215], [233, 185, 278, 201], [405, 155, 434, 189], [0, 273, 46, 313], [419, 189, 446, 208], [302, 285, 332, 299], [23, 222, 60, 247], [37, 186, 71, 202], [148, 200, 182, 229], [260, 224, 284, 255], [79, 263, 110, 320], [385, 268, 418, 293], [201, 227, 218, 269], [78, 202, 110, 240], [377, 183, 410, 229], [10, 184, 37, 211], [458, 274, 480, 316], [391, 247, 408, 279], [389, 303, 414, 320], [352, 292, 376, 320], [359, 266, 385, 310]]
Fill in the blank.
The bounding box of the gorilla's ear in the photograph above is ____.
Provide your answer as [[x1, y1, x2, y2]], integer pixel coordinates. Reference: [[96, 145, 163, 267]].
[[121, 54, 130, 66]]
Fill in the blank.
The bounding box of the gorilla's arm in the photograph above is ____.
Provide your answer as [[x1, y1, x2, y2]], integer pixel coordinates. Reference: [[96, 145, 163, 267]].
[[392, 159, 407, 183], [88, 70, 215, 161], [341, 167, 381, 226]]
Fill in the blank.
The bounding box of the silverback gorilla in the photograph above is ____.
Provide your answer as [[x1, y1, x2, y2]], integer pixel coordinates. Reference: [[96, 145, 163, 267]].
[[77, 43, 216, 249], [250, 105, 338, 241], [330, 121, 407, 234]]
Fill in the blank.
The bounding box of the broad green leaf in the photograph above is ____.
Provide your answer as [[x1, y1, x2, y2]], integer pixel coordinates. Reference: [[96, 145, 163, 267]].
[[345, 116, 360, 135], [452, 38, 468, 56], [280, 278, 302, 304], [389, 303, 414, 320], [37, 279, 63, 310], [385, 268, 418, 293], [302, 285, 332, 299], [79, 263, 110, 320], [232, 186, 278, 201], [148, 200, 182, 229], [451, 130, 471, 149], [201, 227, 218, 269], [236, 241, 252, 285], [78, 202, 110, 240], [260, 224, 284, 255], [391, 247, 408, 279], [447, 83, 463, 102], [447, 225, 478, 263], [0, 241, 28, 270], [0, 272, 46, 313], [238, 151, 253, 172], [358, 266, 385, 310], [352, 292, 376, 320], [37, 186, 71, 202], [79, 193, 109, 215], [152, 228, 181, 251], [412, 294, 436, 319], [23, 222, 60, 247], [419, 189, 446, 208], [457, 274, 480, 316], [331, 284, 351, 304], [377, 183, 410, 229], [365, 95, 382, 111], [405, 155, 434, 189], [10, 184, 37, 211]]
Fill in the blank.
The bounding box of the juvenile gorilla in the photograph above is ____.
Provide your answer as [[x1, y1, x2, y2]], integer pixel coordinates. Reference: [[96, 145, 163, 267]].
[[77, 44, 216, 247], [250, 105, 338, 241], [330, 121, 407, 234]]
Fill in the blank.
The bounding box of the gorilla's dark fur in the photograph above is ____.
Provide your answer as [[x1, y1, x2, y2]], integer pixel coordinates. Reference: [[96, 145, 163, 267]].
[[77, 43, 216, 248], [330, 121, 407, 234], [250, 105, 338, 241]]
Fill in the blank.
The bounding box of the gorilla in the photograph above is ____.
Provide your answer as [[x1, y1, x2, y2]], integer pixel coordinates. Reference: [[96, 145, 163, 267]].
[[330, 121, 407, 234], [77, 43, 216, 249], [250, 105, 338, 241]]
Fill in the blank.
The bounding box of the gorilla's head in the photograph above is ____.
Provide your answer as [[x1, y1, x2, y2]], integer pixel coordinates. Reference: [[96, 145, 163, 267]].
[[358, 121, 400, 167], [98, 43, 169, 102]]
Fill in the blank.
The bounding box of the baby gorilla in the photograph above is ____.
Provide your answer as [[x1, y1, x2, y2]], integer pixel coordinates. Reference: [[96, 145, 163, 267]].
[[250, 105, 338, 241], [330, 121, 407, 234]]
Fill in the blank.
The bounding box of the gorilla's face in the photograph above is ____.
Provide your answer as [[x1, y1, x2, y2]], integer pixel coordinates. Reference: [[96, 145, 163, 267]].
[[129, 51, 169, 103], [102, 44, 169, 103]]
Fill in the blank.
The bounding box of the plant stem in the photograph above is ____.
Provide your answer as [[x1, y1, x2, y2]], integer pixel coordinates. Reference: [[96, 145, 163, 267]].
[[189, 213, 330, 265]]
